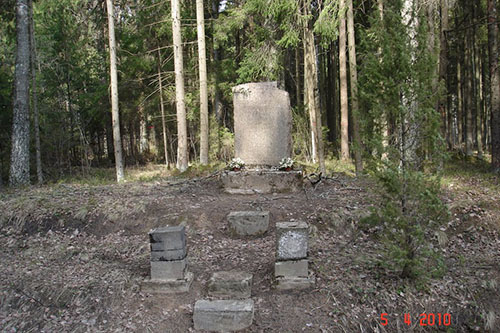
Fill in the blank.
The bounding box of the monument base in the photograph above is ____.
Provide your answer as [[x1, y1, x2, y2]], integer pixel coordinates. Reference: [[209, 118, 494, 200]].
[[221, 169, 303, 194], [275, 273, 315, 290], [141, 271, 194, 294]]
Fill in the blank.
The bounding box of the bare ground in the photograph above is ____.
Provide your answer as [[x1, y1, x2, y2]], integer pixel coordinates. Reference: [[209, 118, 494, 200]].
[[0, 170, 499, 332]]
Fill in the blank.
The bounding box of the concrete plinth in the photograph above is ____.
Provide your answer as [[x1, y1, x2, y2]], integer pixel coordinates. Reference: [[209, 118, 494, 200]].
[[275, 273, 315, 291], [207, 271, 253, 299], [141, 271, 194, 294], [193, 299, 254, 332], [274, 259, 308, 278], [228, 211, 269, 236], [221, 170, 302, 194], [150, 259, 187, 280]]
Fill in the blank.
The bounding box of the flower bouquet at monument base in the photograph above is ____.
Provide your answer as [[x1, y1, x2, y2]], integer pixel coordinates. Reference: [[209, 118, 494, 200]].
[[279, 157, 294, 171], [228, 158, 245, 171]]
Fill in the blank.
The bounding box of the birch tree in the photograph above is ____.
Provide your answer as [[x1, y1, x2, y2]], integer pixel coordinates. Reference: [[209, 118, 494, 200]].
[[171, 0, 188, 172], [106, 0, 124, 182], [197, 0, 209, 165]]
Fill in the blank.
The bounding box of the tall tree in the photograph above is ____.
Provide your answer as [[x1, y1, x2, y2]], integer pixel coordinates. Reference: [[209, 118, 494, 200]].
[[346, 0, 363, 174], [29, 0, 42, 184], [197, 0, 209, 165], [157, 47, 169, 167], [303, 0, 325, 173], [9, 0, 31, 186], [106, 0, 124, 182], [171, 0, 188, 172], [339, 0, 349, 161], [488, 0, 500, 170]]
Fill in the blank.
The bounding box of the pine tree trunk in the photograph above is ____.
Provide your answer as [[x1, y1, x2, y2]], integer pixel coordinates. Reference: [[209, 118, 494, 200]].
[[488, 0, 500, 170], [139, 104, 148, 154], [157, 47, 169, 167], [465, 9, 474, 157], [171, 0, 188, 172], [339, 0, 349, 161], [303, 0, 325, 173], [439, 0, 449, 147], [9, 0, 31, 186], [197, 0, 209, 165], [346, 0, 363, 175], [106, 0, 124, 182], [29, 0, 42, 184]]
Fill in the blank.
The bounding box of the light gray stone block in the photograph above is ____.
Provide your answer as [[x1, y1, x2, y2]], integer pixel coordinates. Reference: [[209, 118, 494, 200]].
[[276, 221, 309, 260], [150, 247, 186, 261], [221, 170, 303, 194], [207, 271, 253, 299], [274, 259, 308, 278], [141, 271, 194, 294], [228, 211, 269, 236], [149, 225, 186, 251], [193, 299, 254, 332], [150, 258, 186, 280], [233, 82, 292, 166], [275, 274, 315, 290]]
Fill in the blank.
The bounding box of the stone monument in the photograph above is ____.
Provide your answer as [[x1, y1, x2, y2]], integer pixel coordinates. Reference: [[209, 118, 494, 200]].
[[221, 81, 302, 194], [233, 81, 292, 166]]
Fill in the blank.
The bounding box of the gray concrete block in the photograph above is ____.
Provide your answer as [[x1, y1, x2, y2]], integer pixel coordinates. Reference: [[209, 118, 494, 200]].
[[193, 299, 254, 332], [275, 274, 315, 291], [149, 225, 186, 251], [141, 271, 193, 294], [228, 211, 269, 236], [221, 170, 303, 194], [150, 258, 186, 280], [274, 259, 308, 278], [207, 271, 253, 299], [150, 247, 186, 261], [233, 82, 292, 166], [276, 221, 309, 260]]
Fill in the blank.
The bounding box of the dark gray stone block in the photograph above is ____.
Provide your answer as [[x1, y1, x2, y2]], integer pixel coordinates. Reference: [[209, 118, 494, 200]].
[[228, 211, 269, 236], [149, 225, 186, 251], [276, 221, 309, 260], [193, 299, 254, 332], [150, 247, 186, 261], [207, 271, 253, 299]]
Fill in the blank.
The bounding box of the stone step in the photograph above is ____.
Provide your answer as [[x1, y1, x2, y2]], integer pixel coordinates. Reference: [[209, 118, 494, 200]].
[[207, 271, 252, 299], [227, 211, 269, 236], [193, 299, 254, 332]]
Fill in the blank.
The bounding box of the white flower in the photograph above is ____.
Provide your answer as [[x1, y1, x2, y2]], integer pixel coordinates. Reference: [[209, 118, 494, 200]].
[[228, 158, 245, 169], [279, 157, 294, 169]]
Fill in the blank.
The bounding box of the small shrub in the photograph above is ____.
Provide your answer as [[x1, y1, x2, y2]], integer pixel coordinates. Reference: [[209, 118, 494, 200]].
[[361, 164, 449, 286]]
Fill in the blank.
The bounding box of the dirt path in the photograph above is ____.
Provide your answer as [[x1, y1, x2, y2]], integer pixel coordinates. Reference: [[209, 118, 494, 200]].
[[0, 172, 499, 332]]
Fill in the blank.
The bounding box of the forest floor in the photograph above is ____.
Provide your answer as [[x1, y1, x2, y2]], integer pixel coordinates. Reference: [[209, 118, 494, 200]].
[[0, 159, 499, 332]]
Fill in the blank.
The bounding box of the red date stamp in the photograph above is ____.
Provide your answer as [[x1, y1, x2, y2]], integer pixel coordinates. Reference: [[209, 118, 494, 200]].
[[380, 313, 452, 326]]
